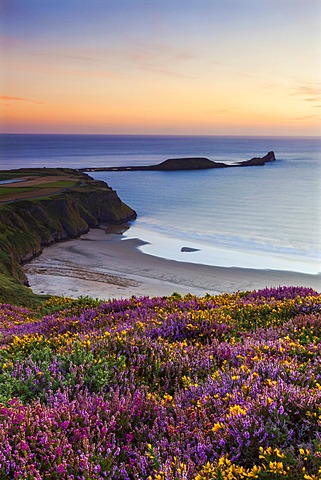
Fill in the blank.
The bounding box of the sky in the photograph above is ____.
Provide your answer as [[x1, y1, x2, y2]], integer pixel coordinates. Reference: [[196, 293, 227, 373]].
[[0, 0, 320, 136]]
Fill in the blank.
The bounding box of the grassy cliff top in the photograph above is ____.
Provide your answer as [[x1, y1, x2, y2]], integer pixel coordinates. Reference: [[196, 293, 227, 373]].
[[0, 168, 110, 204]]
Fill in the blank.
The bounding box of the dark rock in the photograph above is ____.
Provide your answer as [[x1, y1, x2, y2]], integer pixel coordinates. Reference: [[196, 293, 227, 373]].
[[236, 151, 276, 166], [151, 158, 228, 171], [181, 247, 201, 252]]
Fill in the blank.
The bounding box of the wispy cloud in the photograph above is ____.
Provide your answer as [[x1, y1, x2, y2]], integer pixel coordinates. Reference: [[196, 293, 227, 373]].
[[7, 41, 201, 79], [291, 83, 321, 106], [0, 95, 43, 104]]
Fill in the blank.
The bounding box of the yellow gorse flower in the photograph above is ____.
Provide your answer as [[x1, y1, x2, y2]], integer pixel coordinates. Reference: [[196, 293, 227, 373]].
[[228, 404, 247, 417], [268, 460, 287, 475], [212, 422, 225, 433]]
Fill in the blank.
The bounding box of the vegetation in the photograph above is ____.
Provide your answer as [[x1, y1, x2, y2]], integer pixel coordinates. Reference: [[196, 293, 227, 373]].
[[0, 168, 136, 306], [0, 186, 36, 196], [0, 287, 320, 478], [1, 170, 320, 478]]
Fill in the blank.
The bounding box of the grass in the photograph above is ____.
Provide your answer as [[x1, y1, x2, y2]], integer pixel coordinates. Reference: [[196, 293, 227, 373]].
[[0, 186, 39, 196], [33, 180, 79, 188], [0, 273, 49, 308]]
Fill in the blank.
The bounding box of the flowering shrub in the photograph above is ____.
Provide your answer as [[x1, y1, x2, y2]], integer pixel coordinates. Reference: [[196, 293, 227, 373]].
[[0, 286, 320, 479]]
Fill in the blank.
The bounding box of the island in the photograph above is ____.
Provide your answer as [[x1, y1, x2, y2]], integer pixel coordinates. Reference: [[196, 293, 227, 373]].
[[0, 167, 136, 305], [79, 151, 276, 172]]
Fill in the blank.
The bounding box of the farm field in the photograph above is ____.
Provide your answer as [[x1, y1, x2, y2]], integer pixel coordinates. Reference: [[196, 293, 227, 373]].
[[0, 170, 81, 203]]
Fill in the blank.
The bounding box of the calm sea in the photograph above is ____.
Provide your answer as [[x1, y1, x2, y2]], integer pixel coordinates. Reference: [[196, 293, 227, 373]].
[[1, 134, 320, 274]]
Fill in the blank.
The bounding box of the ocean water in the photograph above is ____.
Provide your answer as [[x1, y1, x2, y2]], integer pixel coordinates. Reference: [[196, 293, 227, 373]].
[[1, 134, 320, 274]]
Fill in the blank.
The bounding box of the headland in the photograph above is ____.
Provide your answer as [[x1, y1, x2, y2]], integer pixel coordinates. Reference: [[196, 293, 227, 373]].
[[79, 151, 276, 172], [0, 168, 136, 305]]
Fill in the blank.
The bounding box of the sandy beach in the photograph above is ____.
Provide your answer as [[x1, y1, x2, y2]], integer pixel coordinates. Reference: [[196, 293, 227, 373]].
[[24, 227, 321, 300]]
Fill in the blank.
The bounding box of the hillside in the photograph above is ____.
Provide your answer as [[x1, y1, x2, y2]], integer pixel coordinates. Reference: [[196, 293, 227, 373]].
[[0, 286, 320, 478], [0, 168, 136, 306]]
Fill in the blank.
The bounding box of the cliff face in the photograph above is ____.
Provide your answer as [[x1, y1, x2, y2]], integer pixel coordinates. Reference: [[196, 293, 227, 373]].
[[0, 170, 136, 300]]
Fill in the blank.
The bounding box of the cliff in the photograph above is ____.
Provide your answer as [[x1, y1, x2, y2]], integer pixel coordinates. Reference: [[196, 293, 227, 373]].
[[0, 168, 136, 305]]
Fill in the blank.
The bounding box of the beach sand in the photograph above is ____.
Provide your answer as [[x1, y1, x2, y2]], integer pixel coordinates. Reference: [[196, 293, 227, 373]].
[[24, 227, 321, 300]]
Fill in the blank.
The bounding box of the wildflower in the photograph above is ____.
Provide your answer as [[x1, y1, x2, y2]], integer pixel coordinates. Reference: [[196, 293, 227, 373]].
[[162, 393, 174, 405], [246, 465, 262, 477], [268, 461, 287, 475], [228, 404, 247, 417], [212, 422, 225, 433], [274, 448, 285, 458]]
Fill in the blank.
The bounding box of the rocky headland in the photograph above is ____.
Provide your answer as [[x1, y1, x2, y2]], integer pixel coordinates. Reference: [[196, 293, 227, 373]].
[[0, 168, 136, 305], [80, 151, 276, 172]]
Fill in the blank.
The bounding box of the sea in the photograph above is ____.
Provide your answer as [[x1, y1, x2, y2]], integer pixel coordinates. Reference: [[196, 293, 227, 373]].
[[1, 134, 320, 275]]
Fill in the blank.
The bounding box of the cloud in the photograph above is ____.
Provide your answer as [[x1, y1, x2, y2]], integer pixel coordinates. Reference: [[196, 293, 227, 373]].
[[7, 41, 201, 79], [291, 83, 321, 104], [0, 95, 43, 104], [293, 114, 321, 121]]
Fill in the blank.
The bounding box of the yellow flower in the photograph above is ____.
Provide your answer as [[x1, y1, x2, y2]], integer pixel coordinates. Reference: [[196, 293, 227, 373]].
[[251, 355, 260, 362], [268, 461, 287, 475], [228, 404, 247, 417], [212, 422, 225, 433], [182, 375, 192, 389], [300, 448, 311, 460], [218, 455, 231, 467], [163, 393, 173, 402], [274, 448, 285, 458], [245, 465, 262, 478]]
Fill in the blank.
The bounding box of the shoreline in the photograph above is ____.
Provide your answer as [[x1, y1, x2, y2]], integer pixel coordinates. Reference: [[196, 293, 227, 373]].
[[24, 227, 321, 299]]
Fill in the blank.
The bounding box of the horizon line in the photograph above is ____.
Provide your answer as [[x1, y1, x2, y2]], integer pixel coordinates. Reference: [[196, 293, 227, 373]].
[[1, 132, 320, 139]]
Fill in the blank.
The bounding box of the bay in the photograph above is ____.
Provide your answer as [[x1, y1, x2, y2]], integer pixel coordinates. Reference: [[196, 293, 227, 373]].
[[1, 134, 320, 274]]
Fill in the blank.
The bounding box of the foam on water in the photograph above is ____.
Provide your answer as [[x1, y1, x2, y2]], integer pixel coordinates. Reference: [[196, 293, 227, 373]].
[[122, 225, 320, 274]]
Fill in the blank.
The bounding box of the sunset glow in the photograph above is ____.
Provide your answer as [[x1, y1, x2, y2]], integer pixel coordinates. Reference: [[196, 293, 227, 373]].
[[1, 0, 320, 135]]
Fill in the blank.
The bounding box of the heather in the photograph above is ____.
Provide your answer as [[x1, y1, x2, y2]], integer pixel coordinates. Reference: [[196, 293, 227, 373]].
[[0, 287, 321, 479]]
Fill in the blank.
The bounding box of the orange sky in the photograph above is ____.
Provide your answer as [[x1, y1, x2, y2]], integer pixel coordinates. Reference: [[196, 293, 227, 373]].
[[1, 0, 321, 135]]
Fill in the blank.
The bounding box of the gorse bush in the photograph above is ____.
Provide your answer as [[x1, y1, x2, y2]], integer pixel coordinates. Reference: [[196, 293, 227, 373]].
[[0, 286, 320, 479]]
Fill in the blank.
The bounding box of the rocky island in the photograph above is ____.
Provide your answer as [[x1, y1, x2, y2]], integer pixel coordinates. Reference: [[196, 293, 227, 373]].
[[80, 151, 276, 172], [0, 168, 136, 305]]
